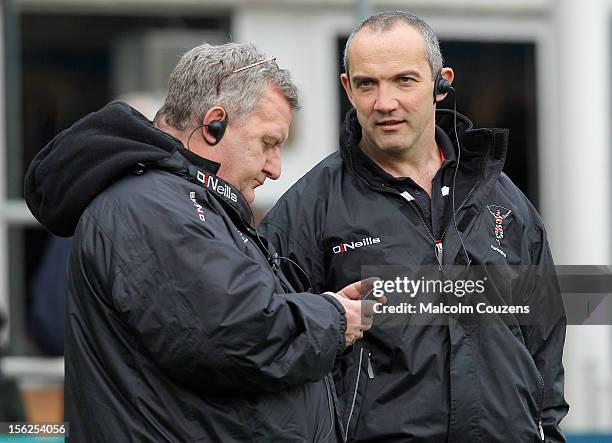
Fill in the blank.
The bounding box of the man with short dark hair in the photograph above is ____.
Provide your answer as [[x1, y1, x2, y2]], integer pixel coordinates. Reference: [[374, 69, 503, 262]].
[[25, 42, 376, 442], [262, 11, 568, 442]]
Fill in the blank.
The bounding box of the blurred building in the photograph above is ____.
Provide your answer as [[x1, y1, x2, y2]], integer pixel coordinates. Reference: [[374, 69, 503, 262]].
[[0, 0, 610, 438]]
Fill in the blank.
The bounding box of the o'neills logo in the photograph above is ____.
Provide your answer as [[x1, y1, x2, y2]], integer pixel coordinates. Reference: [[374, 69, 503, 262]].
[[333, 237, 381, 254], [197, 171, 238, 203], [189, 191, 206, 222]]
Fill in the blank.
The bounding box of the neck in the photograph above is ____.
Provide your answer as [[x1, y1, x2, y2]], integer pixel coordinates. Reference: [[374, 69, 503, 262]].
[[154, 116, 211, 160], [361, 140, 440, 177], [358, 122, 442, 196]]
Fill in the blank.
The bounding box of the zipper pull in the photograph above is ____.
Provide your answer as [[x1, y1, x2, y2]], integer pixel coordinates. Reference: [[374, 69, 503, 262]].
[[538, 419, 544, 441], [367, 353, 375, 379], [434, 240, 444, 269]]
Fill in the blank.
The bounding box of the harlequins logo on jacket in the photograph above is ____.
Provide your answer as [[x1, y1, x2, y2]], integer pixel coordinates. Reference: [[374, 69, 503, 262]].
[[333, 236, 381, 254], [197, 171, 238, 203], [487, 205, 512, 258]]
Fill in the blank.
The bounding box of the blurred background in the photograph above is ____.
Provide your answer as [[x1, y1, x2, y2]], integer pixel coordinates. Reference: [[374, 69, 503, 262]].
[[0, 0, 610, 441]]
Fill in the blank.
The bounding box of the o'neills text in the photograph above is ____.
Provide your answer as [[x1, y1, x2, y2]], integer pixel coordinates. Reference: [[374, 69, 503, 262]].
[[189, 191, 206, 222], [333, 237, 380, 254], [197, 171, 238, 203]]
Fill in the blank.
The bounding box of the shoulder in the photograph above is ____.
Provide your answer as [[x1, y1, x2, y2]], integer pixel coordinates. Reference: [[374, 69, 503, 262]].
[[494, 172, 544, 230], [283, 151, 344, 198], [84, 170, 224, 239], [261, 151, 346, 245], [88, 170, 185, 216], [263, 151, 344, 222]]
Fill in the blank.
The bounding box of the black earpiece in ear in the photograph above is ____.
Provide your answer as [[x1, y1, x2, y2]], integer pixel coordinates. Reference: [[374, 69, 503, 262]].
[[433, 72, 451, 103], [186, 114, 229, 151], [203, 115, 228, 146]]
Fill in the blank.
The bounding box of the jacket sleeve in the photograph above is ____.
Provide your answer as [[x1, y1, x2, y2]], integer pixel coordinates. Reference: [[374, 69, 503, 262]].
[[518, 223, 569, 442], [77, 191, 345, 395]]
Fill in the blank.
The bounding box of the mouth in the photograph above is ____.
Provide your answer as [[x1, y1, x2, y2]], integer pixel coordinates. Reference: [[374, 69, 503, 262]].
[[253, 179, 265, 188], [375, 119, 406, 131]]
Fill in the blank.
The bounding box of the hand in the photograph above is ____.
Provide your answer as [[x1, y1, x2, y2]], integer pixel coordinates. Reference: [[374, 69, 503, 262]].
[[331, 278, 385, 348]]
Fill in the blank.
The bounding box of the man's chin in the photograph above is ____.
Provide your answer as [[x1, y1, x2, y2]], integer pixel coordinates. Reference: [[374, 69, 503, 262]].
[[373, 141, 411, 156], [371, 132, 410, 150]]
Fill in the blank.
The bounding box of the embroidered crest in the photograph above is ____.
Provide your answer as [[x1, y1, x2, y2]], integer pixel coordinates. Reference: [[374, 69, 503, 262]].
[[487, 205, 511, 257], [487, 205, 511, 245]]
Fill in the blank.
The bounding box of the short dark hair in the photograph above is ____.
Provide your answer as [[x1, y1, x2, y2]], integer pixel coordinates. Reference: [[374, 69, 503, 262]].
[[343, 11, 444, 80]]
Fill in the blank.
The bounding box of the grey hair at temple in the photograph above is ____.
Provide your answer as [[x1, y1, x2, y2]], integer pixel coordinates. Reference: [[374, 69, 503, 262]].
[[157, 42, 300, 131]]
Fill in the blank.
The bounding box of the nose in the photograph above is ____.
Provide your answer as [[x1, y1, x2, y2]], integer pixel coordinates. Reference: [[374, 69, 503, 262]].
[[263, 146, 281, 180], [373, 83, 398, 113]]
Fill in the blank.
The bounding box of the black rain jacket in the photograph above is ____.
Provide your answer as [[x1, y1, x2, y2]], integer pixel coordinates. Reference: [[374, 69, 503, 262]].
[[261, 109, 569, 443], [24, 101, 348, 443]]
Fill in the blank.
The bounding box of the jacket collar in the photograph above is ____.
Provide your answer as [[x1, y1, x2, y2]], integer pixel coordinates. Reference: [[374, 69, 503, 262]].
[[339, 108, 508, 188], [156, 149, 253, 224]]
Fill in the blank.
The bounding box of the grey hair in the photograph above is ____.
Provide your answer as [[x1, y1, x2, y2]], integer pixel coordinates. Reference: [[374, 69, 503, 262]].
[[343, 11, 443, 80], [157, 42, 299, 131]]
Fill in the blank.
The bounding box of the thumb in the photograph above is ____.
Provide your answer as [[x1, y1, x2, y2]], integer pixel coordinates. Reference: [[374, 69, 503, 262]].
[[337, 277, 381, 300]]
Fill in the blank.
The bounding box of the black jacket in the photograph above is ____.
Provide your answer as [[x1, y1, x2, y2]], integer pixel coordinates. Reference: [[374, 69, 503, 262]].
[[24, 101, 348, 442], [261, 109, 568, 442]]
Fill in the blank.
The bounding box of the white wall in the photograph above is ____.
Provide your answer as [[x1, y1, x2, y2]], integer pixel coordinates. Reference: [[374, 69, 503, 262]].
[[0, 2, 9, 347], [554, 0, 612, 431]]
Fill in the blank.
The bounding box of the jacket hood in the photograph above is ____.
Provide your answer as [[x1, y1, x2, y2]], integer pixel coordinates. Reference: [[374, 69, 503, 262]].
[[25, 101, 193, 236]]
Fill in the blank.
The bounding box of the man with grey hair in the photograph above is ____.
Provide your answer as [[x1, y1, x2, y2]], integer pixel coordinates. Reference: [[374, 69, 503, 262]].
[[24, 42, 377, 442], [262, 11, 568, 442]]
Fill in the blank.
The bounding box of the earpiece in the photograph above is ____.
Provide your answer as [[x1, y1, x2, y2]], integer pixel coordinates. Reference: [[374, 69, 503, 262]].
[[433, 71, 452, 103], [202, 115, 228, 146], [186, 114, 228, 150]]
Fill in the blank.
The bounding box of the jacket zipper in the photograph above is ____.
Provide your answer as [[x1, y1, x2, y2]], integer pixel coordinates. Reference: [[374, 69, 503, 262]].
[[367, 352, 375, 379], [345, 348, 364, 441], [401, 197, 442, 268], [537, 371, 545, 441], [400, 182, 479, 269]]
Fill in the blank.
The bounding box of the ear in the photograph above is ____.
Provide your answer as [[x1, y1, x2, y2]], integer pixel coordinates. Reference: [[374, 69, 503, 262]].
[[434, 67, 455, 104], [202, 106, 227, 144], [340, 73, 356, 108]]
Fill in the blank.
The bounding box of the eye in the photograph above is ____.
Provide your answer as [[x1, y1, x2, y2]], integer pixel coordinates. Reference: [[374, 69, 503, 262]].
[[355, 79, 374, 89], [397, 76, 415, 86], [262, 139, 276, 150]]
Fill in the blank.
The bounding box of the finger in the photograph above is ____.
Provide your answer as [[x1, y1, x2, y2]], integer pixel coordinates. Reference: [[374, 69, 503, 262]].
[[361, 321, 373, 332], [361, 299, 379, 317], [361, 276, 380, 293], [337, 280, 364, 300], [361, 316, 373, 328], [338, 277, 382, 301], [361, 295, 388, 318]]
